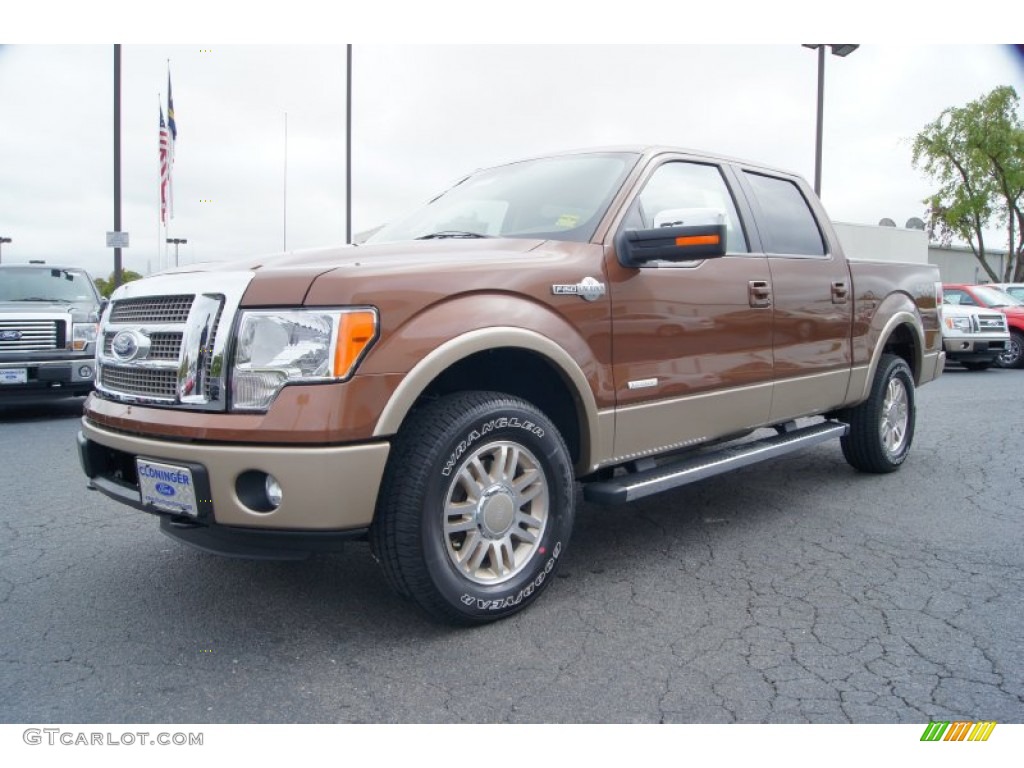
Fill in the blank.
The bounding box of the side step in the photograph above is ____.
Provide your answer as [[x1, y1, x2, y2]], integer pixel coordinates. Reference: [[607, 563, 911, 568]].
[[583, 421, 848, 505]]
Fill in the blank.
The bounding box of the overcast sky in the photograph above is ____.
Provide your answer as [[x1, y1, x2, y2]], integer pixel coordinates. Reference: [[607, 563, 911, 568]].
[[3, 11, 1023, 279]]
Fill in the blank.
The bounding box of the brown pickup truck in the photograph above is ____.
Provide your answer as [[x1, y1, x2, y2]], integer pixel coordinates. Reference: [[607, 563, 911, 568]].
[[78, 147, 944, 624]]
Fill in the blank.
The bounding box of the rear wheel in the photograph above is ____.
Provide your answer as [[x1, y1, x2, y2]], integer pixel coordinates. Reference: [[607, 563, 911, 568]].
[[370, 392, 574, 624], [839, 354, 915, 473]]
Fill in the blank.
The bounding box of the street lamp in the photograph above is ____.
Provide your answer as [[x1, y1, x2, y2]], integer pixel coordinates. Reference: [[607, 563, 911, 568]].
[[0, 236, 10, 263], [166, 237, 187, 268], [803, 44, 859, 197]]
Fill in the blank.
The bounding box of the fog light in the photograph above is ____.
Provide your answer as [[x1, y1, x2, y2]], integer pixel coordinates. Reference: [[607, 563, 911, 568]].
[[235, 470, 283, 513], [79, 365, 93, 378], [265, 475, 283, 508]]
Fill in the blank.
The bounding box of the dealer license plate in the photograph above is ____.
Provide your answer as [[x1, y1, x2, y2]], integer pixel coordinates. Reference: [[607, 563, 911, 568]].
[[136, 459, 199, 517], [0, 368, 28, 384]]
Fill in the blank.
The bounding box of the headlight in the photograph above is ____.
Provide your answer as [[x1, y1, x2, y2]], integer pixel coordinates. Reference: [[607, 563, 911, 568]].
[[230, 308, 378, 412], [944, 316, 972, 332], [72, 322, 98, 351]]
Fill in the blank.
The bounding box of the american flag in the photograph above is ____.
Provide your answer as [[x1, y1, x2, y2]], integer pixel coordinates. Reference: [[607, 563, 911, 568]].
[[159, 105, 170, 225]]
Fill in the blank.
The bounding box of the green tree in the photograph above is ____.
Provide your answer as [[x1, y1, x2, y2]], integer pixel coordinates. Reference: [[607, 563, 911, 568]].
[[912, 86, 1024, 282], [94, 270, 143, 298]]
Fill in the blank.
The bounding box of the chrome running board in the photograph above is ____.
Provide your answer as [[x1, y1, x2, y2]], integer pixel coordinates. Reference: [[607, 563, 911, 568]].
[[584, 421, 848, 505]]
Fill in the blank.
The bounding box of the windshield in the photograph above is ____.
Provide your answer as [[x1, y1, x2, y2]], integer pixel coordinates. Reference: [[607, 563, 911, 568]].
[[0, 267, 97, 303], [973, 285, 1024, 307], [366, 152, 640, 244]]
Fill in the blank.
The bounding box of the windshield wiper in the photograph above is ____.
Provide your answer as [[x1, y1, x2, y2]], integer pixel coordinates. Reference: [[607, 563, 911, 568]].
[[18, 297, 71, 303], [415, 231, 490, 240]]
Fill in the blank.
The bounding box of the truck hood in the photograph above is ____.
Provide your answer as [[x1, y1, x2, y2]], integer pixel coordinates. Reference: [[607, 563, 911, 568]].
[[0, 299, 97, 319], [231, 238, 550, 306]]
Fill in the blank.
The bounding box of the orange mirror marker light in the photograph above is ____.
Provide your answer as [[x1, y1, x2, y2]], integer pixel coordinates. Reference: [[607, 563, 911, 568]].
[[333, 311, 378, 378], [675, 234, 720, 247]]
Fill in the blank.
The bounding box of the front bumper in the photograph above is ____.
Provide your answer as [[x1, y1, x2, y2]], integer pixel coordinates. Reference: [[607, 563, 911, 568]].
[[78, 418, 390, 543], [0, 356, 96, 398], [943, 335, 1008, 363]]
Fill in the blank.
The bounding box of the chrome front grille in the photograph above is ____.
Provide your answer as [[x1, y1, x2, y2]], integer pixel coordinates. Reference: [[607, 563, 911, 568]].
[[94, 272, 253, 411], [977, 314, 1007, 332], [0, 319, 61, 351], [100, 365, 179, 398], [102, 331, 181, 360], [110, 295, 193, 324]]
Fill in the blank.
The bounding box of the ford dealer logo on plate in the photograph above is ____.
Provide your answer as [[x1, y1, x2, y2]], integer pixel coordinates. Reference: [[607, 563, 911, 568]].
[[155, 482, 177, 497]]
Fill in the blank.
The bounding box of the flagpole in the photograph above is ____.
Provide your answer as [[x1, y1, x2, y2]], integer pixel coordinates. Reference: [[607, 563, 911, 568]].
[[283, 111, 288, 251], [113, 44, 123, 288], [157, 93, 162, 273], [346, 43, 352, 245]]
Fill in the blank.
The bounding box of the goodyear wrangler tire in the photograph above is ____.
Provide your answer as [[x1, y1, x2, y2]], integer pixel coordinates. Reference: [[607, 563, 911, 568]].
[[370, 392, 574, 624], [839, 353, 915, 474]]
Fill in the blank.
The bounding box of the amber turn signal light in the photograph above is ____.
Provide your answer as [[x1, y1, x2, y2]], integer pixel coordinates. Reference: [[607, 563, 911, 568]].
[[675, 234, 721, 247], [333, 310, 378, 378]]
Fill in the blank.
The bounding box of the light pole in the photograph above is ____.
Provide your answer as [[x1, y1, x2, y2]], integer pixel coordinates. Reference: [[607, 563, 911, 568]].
[[166, 237, 187, 268], [803, 44, 859, 198], [0, 236, 10, 263]]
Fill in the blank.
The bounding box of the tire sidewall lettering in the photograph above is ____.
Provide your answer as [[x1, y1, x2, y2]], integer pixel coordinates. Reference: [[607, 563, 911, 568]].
[[441, 418, 545, 478]]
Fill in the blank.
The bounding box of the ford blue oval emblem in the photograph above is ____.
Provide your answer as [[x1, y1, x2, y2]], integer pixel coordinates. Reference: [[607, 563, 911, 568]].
[[0, 330, 22, 341], [155, 482, 176, 497], [111, 330, 139, 360]]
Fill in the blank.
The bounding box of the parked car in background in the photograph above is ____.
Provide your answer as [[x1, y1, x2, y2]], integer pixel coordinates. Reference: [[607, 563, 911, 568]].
[[943, 283, 1024, 369], [940, 300, 1009, 370], [990, 282, 1024, 302], [0, 263, 102, 401]]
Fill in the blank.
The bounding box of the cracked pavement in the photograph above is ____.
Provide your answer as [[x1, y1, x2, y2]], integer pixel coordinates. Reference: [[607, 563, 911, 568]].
[[1, 369, 1022, 723]]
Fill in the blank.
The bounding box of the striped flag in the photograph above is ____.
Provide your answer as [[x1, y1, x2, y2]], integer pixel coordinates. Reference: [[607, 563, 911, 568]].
[[166, 70, 177, 219], [159, 105, 170, 225]]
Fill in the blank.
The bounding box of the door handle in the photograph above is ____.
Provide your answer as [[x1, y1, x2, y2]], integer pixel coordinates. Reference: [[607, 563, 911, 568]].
[[831, 281, 849, 304], [748, 280, 771, 308]]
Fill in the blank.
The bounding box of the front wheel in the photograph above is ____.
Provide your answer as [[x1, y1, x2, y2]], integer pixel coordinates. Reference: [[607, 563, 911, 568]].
[[999, 330, 1024, 369], [839, 354, 916, 473], [370, 392, 575, 624]]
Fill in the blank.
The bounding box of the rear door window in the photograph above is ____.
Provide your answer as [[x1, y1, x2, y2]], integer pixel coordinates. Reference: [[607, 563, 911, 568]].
[[743, 172, 826, 257]]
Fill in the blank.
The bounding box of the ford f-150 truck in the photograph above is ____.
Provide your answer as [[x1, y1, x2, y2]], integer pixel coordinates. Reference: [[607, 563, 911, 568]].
[[940, 300, 1009, 370], [78, 147, 944, 623], [1, 263, 101, 400]]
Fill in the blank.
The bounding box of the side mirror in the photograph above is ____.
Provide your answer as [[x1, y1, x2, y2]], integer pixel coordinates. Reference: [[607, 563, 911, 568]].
[[616, 207, 728, 267], [616, 223, 727, 267]]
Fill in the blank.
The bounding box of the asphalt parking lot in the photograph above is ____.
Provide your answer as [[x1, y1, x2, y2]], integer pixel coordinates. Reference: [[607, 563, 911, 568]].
[[1, 368, 1022, 724]]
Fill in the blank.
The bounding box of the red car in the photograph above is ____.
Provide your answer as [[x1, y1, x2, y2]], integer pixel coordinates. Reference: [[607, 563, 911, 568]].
[[943, 283, 1024, 368]]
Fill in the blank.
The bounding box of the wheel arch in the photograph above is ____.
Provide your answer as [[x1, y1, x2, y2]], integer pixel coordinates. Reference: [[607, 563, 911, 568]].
[[853, 307, 925, 402], [373, 328, 603, 474]]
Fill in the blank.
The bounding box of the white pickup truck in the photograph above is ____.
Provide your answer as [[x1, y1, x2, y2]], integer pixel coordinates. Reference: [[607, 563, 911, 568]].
[[941, 300, 1010, 371]]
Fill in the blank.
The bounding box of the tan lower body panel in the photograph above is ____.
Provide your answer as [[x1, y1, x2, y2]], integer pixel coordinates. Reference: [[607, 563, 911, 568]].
[[770, 369, 852, 423], [922, 351, 945, 384], [82, 421, 390, 530], [608, 382, 774, 465]]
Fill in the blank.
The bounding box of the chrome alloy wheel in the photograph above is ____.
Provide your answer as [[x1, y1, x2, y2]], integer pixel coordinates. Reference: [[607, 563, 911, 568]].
[[443, 440, 549, 586], [1000, 335, 1022, 367], [880, 377, 909, 456]]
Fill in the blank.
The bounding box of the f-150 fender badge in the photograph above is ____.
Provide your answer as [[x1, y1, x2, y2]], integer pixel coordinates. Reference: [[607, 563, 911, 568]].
[[551, 276, 606, 302]]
